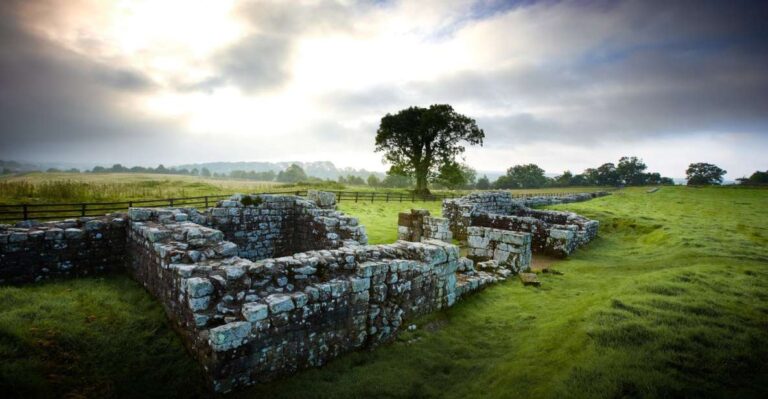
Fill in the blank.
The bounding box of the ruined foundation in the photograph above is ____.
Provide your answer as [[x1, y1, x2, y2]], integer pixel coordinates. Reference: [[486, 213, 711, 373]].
[[0, 192, 503, 392], [443, 191, 606, 257], [0, 190, 605, 392]]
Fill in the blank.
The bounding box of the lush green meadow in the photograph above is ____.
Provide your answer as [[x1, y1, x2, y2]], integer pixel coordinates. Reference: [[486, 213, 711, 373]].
[[0, 172, 608, 205], [1, 186, 767, 398]]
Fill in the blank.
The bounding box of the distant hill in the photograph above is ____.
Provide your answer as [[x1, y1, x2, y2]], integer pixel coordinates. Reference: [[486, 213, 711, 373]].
[[173, 161, 386, 180]]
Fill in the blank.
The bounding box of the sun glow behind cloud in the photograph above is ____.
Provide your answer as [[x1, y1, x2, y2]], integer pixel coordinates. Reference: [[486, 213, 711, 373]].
[[1, 0, 766, 177]]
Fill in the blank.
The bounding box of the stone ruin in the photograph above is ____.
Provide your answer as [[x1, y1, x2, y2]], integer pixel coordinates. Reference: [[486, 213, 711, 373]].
[[0, 191, 506, 393], [397, 209, 452, 243], [0, 190, 605, 393], [443, 191, 607, 258]]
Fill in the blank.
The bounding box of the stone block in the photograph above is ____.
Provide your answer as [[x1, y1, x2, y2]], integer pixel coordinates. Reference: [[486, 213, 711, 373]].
[[265, 294, 295, 313], [187, 277, 214, 297], [64, 228, 83, 240], [242, 302, 269, 321], [209, 321, 251, 352]]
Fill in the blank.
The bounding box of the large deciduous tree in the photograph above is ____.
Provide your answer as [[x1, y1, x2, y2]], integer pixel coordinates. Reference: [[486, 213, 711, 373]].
[[686, 162, 726, 185], [375, 104, 484, 194]]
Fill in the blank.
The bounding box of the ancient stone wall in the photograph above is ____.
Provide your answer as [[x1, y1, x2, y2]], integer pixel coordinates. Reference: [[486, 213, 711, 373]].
[[307, 190, 337, 209], [124, 204, 497, 393], [466, 226, 532, 273], [443, 191, 605, 257], [397, 209, 452, 243], [207, 194, 367, 261], [0, 192, 526, 393], [0, 215, 128, 284]]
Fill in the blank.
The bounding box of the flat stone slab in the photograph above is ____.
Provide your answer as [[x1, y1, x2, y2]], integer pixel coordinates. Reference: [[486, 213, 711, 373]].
[[519, 273, 541, 287]]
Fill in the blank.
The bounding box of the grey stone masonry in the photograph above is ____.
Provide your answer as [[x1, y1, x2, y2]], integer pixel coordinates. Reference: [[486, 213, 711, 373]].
[[207, 194, 367, 260], [0, 215, 127, 284], [443, 191, 606, 257], [126, 203, 499, 393], [466, 226, 532, 273], [397, 209, 452, 243], [307, 190, 337, 209], [0, 192, 521, 393]]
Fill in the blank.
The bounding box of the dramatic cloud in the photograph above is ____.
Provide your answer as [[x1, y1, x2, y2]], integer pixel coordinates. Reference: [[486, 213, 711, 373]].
[[0, 0, 766, 177]]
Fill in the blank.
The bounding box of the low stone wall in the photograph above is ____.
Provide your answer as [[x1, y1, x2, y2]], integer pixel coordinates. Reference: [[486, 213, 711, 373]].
[[466, 226, 532, 273], [397, 209, 452, 243], [443, 191, 604, 257], [125, 204, 495, 392], [0, 192, 529, 393], [207, 194, 367, 260], [442, 192, 519, 241], [0, 215, 128, 284]]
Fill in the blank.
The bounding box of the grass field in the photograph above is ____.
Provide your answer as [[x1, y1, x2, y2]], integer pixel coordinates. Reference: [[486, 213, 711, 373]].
[[1, 186, 766, 398], [0, 172, 608, 205]]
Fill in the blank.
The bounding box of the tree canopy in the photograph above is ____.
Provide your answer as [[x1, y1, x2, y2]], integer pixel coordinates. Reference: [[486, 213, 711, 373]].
[[433, 162, 476, 190], [686, 163, 726, 185], [494, 164, 548, 189], [737, 170, 768, 186], [476, 175, 491, 190], [276, 164, 308, 183], [375, 104, 484, 194], [617, 156, 648, 185]]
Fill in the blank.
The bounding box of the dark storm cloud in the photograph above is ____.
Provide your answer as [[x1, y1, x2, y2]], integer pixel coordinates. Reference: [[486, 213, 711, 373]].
[[0, 2, 177, 163], [326, 0, 768, 148]]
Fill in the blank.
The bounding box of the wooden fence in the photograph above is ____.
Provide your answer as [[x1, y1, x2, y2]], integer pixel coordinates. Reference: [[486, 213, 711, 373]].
[[0, 190, 595, 222]]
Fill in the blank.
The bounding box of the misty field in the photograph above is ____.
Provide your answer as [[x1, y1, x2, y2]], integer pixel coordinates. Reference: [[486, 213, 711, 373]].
[[0, 172, 608, 206], [1, 186, 767, 398]]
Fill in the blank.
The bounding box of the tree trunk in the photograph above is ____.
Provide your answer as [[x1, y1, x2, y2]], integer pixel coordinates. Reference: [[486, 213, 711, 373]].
[[415, 168, 430, 195]]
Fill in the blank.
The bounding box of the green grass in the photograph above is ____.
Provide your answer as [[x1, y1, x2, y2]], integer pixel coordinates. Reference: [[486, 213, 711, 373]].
[[0, 172, 608, 205], [2, 186, 767, 398], [338, 200, 444, 244], [0, 276, 203, 398]]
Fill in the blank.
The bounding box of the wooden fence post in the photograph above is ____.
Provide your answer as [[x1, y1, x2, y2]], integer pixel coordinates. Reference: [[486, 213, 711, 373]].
[[22, 204, 28, 221], [355, 192, 359, 202], [204, 196, 209, 208], [81, 203, 86, 217]]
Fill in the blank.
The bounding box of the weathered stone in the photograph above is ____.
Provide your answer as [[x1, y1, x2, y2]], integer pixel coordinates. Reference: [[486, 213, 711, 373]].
[[265, 294, 295, 313], [64, 228, 83, 239], [350, 277, 371, 292], [242, 302, 269, 321], [187, 277, 214, 297], [209, 322, 251, 351]]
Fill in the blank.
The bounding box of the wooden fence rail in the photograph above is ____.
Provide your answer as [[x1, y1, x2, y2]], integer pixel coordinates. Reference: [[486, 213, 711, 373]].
[[0, 190, 595, 222]]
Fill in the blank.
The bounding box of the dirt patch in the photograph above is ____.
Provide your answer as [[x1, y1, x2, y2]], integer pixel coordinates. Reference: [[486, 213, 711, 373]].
[[530, 254, 561, 272]]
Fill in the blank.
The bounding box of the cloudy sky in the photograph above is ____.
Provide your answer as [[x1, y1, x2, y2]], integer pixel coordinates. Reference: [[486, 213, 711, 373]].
[[1, 0, 766, 178]]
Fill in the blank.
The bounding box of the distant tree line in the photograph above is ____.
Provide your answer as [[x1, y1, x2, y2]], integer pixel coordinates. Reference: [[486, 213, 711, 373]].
[[489, 156, 675, 189], [736, 170, 768, 186], [6, 158, 762, 189]]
